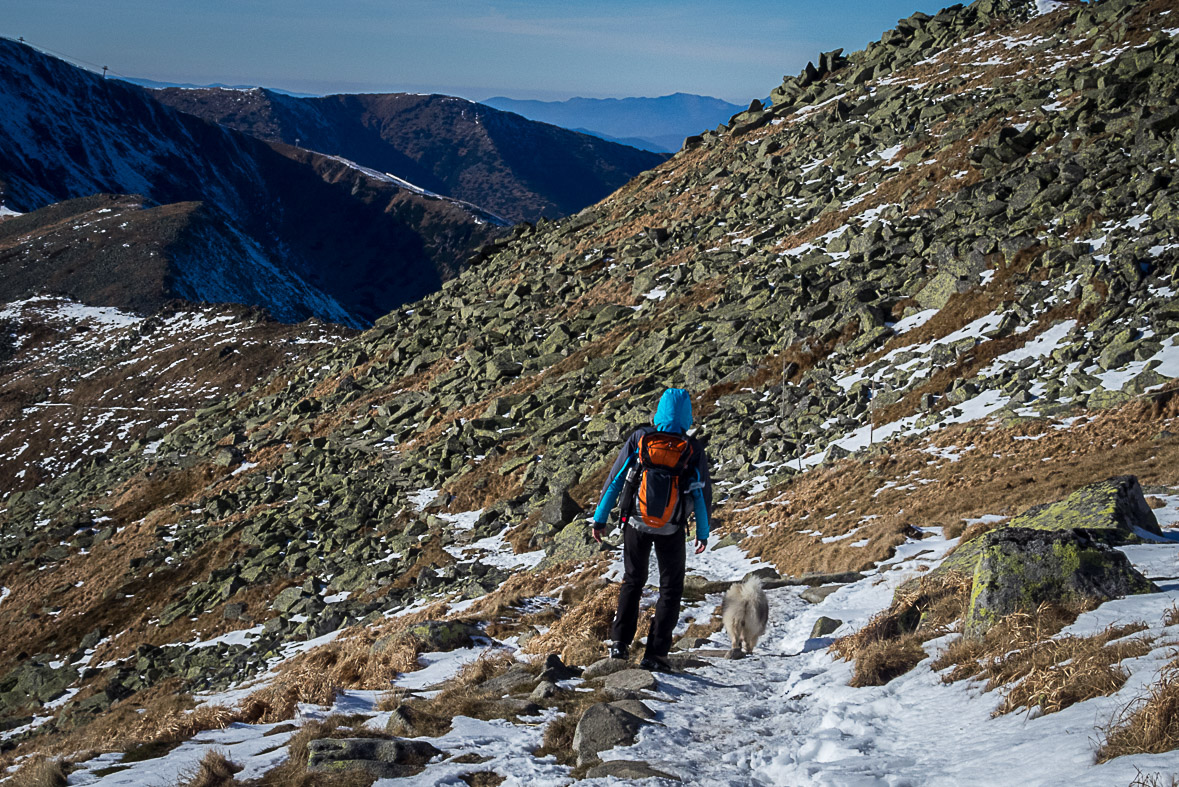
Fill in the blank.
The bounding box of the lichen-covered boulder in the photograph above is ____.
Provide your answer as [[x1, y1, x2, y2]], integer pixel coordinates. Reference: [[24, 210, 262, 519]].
[[1006, 475, 1162, 541], [539, 520, 603, 567], [964, 528, 1157, 638], [931, 475, 1162, 585]]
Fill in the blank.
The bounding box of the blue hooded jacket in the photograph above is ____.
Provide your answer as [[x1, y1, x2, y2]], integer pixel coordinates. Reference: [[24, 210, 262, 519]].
[[592, 388, 712, 539]]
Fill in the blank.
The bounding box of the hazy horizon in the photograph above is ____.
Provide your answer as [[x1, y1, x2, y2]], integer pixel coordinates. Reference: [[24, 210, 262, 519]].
[[1, 0, 947, 104]]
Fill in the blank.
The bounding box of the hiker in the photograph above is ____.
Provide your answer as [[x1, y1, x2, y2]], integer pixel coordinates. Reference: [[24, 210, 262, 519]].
[[591, 387, 713, 672]]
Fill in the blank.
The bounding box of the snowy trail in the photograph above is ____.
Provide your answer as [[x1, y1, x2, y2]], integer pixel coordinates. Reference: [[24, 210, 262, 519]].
[[66, 516, 1179, 786], [579, 529, 1179, 787]]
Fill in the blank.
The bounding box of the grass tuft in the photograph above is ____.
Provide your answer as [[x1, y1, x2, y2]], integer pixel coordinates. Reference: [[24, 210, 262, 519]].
[[935, 606, 1150, 717], [850, 634, 928, 687], [831, 570, 972, 685], [175, 749, 242, 787], [524, 580, 620, 666], [8, 756, 67, 787], [1099, 660, 1179, 763]]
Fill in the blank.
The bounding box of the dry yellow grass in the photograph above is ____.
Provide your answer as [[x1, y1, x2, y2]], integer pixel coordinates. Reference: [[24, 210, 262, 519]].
[[175, 750, 241, 787], [736, 384, 1179, 580], [1130, 769, 1179, 787], [831, 570, 972, 679], [7, 756, 67, 787], [1099, 660, 1179, 763], [934, 605, 1150, 718], [524, 580, 620, 666], [849, 634, 929, 687]]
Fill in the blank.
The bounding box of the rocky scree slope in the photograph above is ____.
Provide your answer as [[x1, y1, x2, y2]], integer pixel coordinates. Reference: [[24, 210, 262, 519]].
[[0, 39, 503, 327], [3, 0, 1179, 766], [151, 87, 667, 224], [0, 288, 352, 495]]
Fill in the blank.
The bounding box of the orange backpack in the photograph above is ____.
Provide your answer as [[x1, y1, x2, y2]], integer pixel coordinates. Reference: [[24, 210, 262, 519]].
[[621, 432, 695, 528]]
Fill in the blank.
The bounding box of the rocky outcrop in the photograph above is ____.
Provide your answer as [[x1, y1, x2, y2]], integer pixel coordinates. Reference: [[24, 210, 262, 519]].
[[964, 528, 1157, 637]]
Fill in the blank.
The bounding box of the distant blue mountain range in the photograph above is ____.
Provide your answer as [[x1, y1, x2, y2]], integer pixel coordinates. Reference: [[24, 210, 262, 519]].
[[482, 92, 746, 153]]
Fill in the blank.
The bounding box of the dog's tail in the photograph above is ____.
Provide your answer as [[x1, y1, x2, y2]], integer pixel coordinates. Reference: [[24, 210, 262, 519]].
[[732, 575, 764, 601]]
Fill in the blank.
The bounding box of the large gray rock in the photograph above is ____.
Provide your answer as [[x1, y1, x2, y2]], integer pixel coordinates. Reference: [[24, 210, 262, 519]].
[[306, 737, 441, 778], [810, 616, 843, 638], [573, 702, 647, 767], [541, 487, 582, 526], [965, 528, 1158, 638], [935, 475, 1163, 582], [1006, 475, 1162, 540]]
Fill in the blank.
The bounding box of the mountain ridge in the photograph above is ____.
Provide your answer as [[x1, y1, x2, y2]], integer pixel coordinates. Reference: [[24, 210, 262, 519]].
[[482, 92, 746, 152], [150, 86, 667, 224], [0, 38, 503, 327]]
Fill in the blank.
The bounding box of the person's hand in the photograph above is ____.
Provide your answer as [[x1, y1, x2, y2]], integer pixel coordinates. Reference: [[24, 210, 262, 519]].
[[592, 525, 606, 543], [694, 539, 707, 554]]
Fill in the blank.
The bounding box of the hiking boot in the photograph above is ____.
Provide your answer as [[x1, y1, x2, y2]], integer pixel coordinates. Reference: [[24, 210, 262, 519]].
[[639, 655, 673, 673], [609, 643, 629, 661]]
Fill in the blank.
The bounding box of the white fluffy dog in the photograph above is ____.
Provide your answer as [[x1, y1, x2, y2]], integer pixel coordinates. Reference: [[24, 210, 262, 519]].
[[721, 576, 769, 659]]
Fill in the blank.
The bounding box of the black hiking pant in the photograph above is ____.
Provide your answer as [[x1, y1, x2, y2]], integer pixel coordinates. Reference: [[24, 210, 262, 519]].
[[611, 524, 686, 658]]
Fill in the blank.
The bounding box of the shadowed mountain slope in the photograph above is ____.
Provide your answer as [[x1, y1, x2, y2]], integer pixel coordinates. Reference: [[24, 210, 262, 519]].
[[0, 39, 503, 327], [152, 87, 667, 223]]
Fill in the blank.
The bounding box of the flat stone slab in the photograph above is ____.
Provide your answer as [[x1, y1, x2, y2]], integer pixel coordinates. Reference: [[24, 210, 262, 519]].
[[586, 760, 680, 780], [478, 664, 536, 696], [800, 585, 842, 604], [307, 737, 441, 779], [603, 669, 657, 693], [667, 653, 709, 670], [583, 657, 632, 680], [610, 699, 656, 720]]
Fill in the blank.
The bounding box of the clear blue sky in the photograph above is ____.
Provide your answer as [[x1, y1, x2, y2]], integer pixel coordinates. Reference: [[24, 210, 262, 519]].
[[0, 0, 948, 102]]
